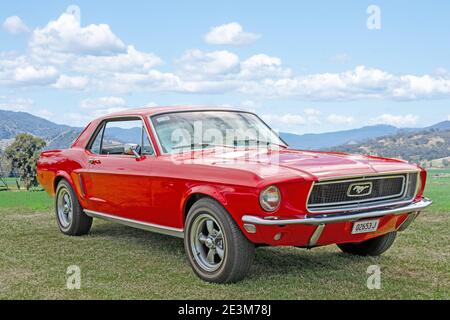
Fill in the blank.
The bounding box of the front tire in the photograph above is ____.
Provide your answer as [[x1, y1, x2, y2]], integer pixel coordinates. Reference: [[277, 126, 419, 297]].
[[55, 180, 92, 236], [184, 198, 255, 283], [337, 231, 397, 256]]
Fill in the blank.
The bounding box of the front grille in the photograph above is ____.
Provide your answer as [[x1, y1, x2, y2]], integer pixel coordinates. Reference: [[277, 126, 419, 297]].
[[307, 173, 418, 212]]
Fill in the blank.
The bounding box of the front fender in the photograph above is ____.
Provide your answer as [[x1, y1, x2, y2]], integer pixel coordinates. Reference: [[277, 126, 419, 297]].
[[181, 184, 229, 217], [180, 183, 262, 243]]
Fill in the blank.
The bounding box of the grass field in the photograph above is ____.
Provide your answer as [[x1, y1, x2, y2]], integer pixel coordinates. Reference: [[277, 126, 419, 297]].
[[0, 170, 449, 299]]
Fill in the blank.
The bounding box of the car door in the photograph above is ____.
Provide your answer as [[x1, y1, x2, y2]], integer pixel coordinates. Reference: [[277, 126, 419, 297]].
[[83, 117, 156, 222]]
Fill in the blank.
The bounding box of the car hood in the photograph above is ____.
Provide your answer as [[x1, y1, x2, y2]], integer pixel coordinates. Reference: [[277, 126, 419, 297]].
[[171, 147, 419, 181]]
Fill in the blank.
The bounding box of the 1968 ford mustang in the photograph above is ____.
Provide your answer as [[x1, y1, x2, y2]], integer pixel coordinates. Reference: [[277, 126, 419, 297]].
[[37, 107, 432, 283]]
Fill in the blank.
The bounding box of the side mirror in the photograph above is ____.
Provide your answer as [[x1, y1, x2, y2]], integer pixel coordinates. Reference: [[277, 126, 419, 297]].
[[124, 143, 141, 158]]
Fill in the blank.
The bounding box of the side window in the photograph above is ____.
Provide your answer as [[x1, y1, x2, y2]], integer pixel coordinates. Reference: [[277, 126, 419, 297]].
[[142, 131, 155, 155], [89, 123, 104, 154], [90, 118, 154, 156]]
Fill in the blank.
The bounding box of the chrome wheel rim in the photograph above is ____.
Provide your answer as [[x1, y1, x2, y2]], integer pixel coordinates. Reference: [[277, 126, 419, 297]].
[[190, 213, 225, 272], [57, 187, 73, 229]]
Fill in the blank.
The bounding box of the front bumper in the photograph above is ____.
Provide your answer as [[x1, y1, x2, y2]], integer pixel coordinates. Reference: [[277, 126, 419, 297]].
[[242, 198, 432, 247]]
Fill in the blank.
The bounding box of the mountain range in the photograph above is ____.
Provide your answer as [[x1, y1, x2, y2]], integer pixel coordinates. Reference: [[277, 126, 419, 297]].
[[0, 110, 81, 150], [0, 109, 449, 163], [331, 128, 450, 164], [279, 121, 450, 150]]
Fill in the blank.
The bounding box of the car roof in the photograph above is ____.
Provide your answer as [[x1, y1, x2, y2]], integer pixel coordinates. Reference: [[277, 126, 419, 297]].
[[97, 106, 247, 120]]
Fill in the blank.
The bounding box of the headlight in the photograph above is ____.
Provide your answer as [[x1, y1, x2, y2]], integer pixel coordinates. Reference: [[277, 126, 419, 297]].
[[259, 185, 281, 212]]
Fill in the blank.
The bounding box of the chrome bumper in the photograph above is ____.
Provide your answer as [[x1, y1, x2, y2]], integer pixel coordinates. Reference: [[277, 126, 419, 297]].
[[242, 198, 432, 226], [242, 198, 432, 246]]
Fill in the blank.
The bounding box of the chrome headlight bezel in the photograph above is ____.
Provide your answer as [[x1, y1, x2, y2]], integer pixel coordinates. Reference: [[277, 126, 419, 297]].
[[259, 185, 281, 212]]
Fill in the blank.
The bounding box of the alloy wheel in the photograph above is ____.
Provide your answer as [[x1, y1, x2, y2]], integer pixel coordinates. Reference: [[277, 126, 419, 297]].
[[190, 213, 225, 272], [57, 187, 73, 229]]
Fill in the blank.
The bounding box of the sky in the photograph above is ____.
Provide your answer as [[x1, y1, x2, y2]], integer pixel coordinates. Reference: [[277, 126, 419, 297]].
[[0, 0, 449, 133]]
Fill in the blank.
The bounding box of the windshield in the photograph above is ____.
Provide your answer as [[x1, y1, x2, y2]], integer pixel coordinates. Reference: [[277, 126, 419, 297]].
[[150, 111, 287, 154]]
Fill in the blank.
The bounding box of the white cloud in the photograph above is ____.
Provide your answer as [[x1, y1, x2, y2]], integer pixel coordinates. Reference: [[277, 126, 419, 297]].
[[392, 74, 450, 100], [53, 75, 88, 89], [29, 12, 125, 56], [0, 10, 163, 91], [262, 113, 306, 126], [80, 96, 126, 109], [0, 54, 59, 86], [240, 54, 291, 80], [369, 114, 419, 127], [2, 7, 450, 104], [13, 65, 58, 85], [103, 69, 182, 93], [2, 16, 29, 35], [72, 45, 162, 74], [204, 22, 260, 45], [327, 114, 354, 125], [240, 66, 396, 99], [239, 66, 450, 101], [0, 97, 34, 111], [177, 49, 240, 78]]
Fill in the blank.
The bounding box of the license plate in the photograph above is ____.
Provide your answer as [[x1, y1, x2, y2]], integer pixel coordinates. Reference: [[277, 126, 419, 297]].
[[351, 219, 380, 234]]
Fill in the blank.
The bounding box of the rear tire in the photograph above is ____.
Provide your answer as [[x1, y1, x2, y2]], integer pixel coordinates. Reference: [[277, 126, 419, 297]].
[[337, 231, 397, 256], [55, 180, 92, 236], [184, 198, 255, 283]]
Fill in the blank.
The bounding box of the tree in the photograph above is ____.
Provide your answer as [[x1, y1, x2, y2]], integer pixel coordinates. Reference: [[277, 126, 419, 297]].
[[5, 134, 46, 190], [0, 151, 10, 189], [443, 158, 449, 168]]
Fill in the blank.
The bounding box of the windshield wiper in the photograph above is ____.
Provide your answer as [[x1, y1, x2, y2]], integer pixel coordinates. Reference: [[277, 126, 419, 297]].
[[233, 139, 287, 148]]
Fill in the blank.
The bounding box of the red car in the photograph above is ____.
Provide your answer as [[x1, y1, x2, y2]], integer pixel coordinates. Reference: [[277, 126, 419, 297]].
[[37, 107, 432, 283]]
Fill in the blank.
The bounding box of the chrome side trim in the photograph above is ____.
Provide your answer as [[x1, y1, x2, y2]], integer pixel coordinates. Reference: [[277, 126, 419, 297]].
[[308, 224, 325, 247], [84, 210, 184, 238], [242, 198, 432, 226]]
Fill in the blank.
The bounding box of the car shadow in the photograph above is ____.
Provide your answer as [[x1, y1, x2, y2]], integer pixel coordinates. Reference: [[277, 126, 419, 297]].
[[89, 221, 185, 253], [88, 221, 382, 281], [250, 247, 379, 279]]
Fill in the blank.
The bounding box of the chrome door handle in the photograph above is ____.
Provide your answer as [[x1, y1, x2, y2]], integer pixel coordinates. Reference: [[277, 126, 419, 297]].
[[88, 158, 101, 165]]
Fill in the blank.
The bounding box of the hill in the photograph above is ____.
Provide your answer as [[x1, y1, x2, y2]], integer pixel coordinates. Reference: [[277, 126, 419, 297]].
[[428, 120, 450, 131], [0, 109, 449, 164], [280, 121, 450, 150], [0, 110, 82, 150], [280, 124, 399, 150], [331, 129, 450, 164]]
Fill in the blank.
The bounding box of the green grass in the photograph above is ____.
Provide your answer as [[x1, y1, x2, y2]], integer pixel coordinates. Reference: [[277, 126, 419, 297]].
[[0, 191, 52, 211], [0, 171, 449, 299], [425, 169, 450, 212]]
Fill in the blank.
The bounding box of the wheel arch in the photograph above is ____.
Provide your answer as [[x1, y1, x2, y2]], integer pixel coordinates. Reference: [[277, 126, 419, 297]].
[[53, 171, 75, 192], [182, 186, 229, 225]]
